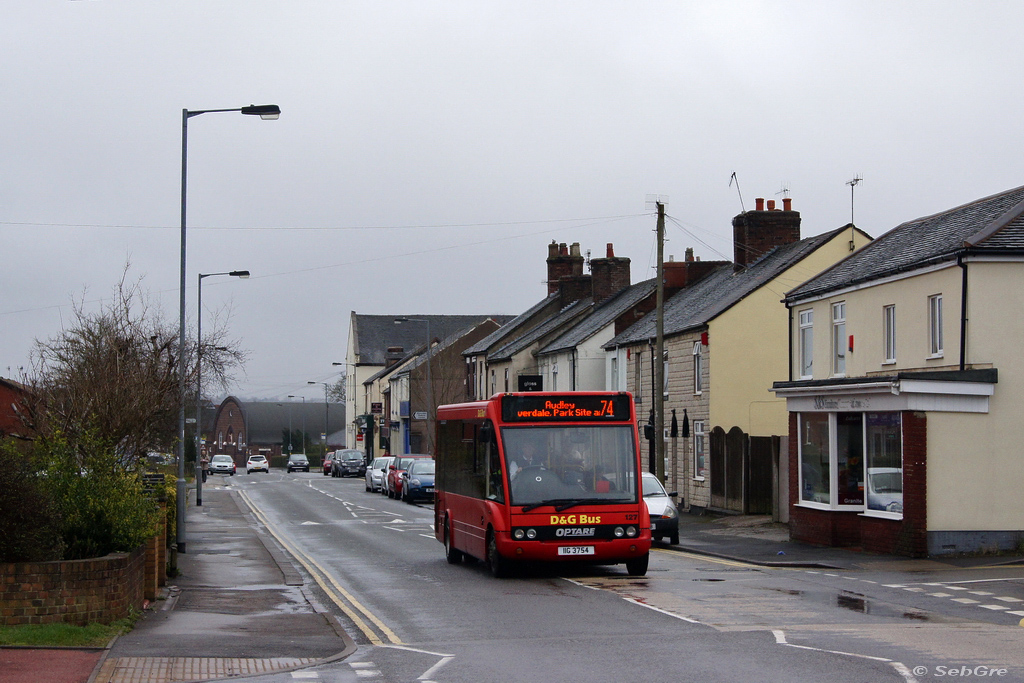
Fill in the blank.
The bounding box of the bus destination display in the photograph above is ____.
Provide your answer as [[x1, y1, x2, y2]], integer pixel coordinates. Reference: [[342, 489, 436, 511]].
[[501, 394, 631, 422]]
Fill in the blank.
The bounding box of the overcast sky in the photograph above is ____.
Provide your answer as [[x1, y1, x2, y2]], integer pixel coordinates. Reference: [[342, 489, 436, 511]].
[[4, 2, 1023, 400]]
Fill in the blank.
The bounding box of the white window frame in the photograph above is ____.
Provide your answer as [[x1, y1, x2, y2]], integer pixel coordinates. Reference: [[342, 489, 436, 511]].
[[832, 302, 846, 377], [693, 342, 703, 395], [928, 294, 943, 358], [798, 309, 813, 379], [883, 304, 896, 364], [610, 356, 619, 391], [692, 420, 705, 480]]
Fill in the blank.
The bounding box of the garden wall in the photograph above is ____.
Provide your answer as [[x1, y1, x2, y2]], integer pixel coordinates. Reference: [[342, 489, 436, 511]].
[[0, 545, 145, 626]]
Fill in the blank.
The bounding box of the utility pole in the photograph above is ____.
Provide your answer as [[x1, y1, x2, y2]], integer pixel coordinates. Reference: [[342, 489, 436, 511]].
[[654, 200, 666, 483]]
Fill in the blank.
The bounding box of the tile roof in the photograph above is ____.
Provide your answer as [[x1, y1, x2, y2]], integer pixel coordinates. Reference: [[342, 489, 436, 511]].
[[605, 226, 854, 348], [538, 279, 657, 355], [787, 185, 1024, 302], [463, 294, 559, 356], [352, 314, 513, 366], [488, 298, 593, 361]]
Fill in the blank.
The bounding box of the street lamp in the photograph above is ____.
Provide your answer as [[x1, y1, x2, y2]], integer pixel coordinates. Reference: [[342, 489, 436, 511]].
[[194, 270, 249, 507], [394, 318, 433, 453], [176, 103, 278, 553]]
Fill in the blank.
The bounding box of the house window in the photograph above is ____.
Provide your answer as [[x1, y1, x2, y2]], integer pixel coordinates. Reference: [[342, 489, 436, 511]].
[[693, 342, 702, 394], [836, 413, 863, 506], [883, 305, 896, 363], [633, 351, 642, 403], [692, 420, 706, 479], [928, 294, 943, 357], [798, 309, 813, 378], [490, 370, 496, 396], [610, 356, 619, 390], [504, 368, 509, 393], [832, 302, 846, 376], [552, 363, 558, 392]]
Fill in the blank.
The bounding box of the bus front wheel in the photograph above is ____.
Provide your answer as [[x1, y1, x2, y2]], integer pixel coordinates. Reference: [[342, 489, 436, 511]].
[[625, 552, 649, 577], [487, 531, 510, 578], [444, 518, 463, 565]]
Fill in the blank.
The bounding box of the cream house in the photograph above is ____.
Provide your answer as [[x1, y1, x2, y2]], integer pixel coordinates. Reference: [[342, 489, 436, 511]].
[[606, 198, 871, 516], [772, 185, 1024, 556]]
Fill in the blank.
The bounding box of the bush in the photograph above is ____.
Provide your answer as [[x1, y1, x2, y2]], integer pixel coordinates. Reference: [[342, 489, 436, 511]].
[[30, 433, 162, 561], [0, 440, 63, 562]]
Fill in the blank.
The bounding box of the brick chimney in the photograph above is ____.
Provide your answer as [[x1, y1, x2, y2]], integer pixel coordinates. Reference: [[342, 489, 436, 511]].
[[732, 197, 801, 267], [546, 241, 585, 295], [385, 346, 405, 368], [663, 248, 729, 292], [590, 243, 631, 304]]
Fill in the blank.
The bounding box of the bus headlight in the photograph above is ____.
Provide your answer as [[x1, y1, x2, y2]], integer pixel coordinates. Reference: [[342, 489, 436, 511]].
[[625, 526, 638, 538], [513, 528, 525, 540], [614, 527, 625, 538], [526, 528, 537, 540]]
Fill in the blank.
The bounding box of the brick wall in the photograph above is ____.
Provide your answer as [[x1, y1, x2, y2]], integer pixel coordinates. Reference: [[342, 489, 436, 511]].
[[0, 546, 145, 626]]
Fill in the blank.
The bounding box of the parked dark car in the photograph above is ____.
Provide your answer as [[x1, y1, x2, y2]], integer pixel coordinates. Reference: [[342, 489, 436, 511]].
[[386, 454, 431, 499], [287, 453, 310, 473], [401, 458, 435, 503], [332, 449, 366, 478], [209, 454, 236, 476]]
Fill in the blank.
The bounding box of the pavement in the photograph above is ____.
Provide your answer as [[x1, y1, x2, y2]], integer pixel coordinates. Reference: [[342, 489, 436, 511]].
[[4, 488, 1023, 683]]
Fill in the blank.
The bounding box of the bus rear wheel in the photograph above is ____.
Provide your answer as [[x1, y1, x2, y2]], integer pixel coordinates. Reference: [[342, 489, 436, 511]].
[[444, 518, 463, 565], [625, 552, 649, 577], [487, 531, 511, 578]]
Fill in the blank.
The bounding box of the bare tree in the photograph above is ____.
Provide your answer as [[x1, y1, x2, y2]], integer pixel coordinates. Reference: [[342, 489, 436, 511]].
[[19, 267, 246, 466]]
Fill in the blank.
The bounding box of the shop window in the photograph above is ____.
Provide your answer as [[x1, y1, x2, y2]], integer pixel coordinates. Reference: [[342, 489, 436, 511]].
[[799, 413, 830, 504], [692, 420, 705, 479], [798, 411, 903, 518], [798, 310, 813, 378], [865, 413, 903, 515]]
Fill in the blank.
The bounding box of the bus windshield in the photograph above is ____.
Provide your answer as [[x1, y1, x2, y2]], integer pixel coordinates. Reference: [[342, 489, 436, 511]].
[[502, 425, 638, 508]]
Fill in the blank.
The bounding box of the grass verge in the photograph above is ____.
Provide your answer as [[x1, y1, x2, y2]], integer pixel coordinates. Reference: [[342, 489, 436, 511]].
[[0, 613, 137, 648]]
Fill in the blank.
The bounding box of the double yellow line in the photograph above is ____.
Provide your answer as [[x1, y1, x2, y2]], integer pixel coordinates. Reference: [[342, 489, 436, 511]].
[[238, 490, 402, 646]]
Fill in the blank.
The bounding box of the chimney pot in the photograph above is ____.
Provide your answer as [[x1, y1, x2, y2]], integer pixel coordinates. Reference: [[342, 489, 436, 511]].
[[606, 243, 614, 258], [685, 247, 694, 262], [767, 199, 776, 211], [783, 197, 792, 211], [755, 197, 765, 211]]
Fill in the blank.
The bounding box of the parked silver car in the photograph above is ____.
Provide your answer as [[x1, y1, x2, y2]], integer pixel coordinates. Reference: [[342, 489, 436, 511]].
[[365, 456, 392, 492], [209, 454, 236, 476], [642, 472, 679, 545]]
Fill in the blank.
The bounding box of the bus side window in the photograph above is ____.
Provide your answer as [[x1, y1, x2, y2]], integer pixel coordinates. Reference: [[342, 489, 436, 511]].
[[481, 421, 504, 502]]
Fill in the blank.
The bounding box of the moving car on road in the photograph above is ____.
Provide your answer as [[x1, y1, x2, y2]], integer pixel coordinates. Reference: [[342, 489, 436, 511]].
[[287, 454, 310, 473], [401, 458, 435, 503], [332, 449, 366, 478], [209, 454, 236, 476], [642, 472, 679, 545], [246, 454, 269, 474]]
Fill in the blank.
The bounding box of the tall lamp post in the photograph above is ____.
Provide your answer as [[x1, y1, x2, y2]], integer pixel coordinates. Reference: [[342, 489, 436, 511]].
[[194, 270, 249, 507], [394, 318, 432, 453], [177, 103, 278, 553]]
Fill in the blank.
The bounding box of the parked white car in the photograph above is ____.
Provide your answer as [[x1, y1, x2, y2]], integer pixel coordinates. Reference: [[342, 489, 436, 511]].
[[642, 472, 679, 545], [365, 456, 393, 492]]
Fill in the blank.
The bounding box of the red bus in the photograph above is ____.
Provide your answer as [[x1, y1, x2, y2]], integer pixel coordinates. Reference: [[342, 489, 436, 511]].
[[434, 392, 651, 577]]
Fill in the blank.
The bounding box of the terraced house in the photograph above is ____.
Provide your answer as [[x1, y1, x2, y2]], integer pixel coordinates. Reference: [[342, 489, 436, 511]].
[[772, 185, 1024, 556]]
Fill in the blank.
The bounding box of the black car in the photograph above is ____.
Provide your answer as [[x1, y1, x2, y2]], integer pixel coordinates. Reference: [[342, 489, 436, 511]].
[[332, 449, 366, 478], [287, 453, 310, 473]]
